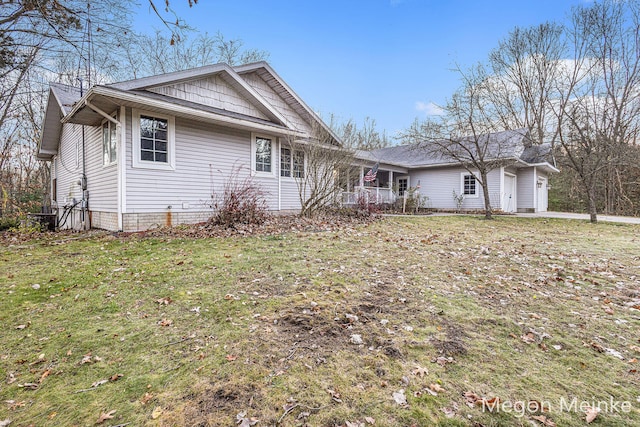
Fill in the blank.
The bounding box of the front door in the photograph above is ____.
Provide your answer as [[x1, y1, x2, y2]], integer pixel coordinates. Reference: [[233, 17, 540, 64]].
[[537, 177, 548, 212], [502, 173, 516, 213], [396, 176, 409, 196]]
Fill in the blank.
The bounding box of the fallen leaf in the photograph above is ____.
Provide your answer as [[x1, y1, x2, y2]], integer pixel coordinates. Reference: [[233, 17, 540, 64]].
[[412, 365, 428, 377], [364, 416, 375, 424], [157, 319, 173, 327], [141, 392, 154, 405], [156, 297, 172, 305], [96, 409, 116, 424], [392, 389, 407, 406], [39, 369, 51, 383], [91, 379, 108, 388], [151, 406, 163, 419], [521, 332, 536, 344], [236, 411, 259, 427], [0, 420, 11, 427], [585, 406, 600, 423], [429, 383, 445, 393], [327, 388, 343, 403], [109, 373, 123, 382], [532, 414, 556, 426], [225, 354, 237, 361]]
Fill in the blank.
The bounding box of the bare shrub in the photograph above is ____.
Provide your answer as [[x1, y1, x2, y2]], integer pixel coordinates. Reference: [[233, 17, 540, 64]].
[[209, 167, 269, 228]]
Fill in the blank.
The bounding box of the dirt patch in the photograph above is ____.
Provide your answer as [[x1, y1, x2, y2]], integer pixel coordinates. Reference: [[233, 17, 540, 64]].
[[164, 381, 261, 427]]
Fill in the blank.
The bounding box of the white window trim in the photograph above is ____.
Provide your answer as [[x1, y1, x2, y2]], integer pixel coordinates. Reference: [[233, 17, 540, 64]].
[[101, 114, 118, 168], [132, 109, 176, 171], [460, 172, 479, 198], [280, 145, 305, 180], [251, 132, 276, 178]]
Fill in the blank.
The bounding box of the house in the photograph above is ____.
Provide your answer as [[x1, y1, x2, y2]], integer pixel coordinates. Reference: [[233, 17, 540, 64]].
[[37, 62, 339, 231], [346, 129, 558, 213]]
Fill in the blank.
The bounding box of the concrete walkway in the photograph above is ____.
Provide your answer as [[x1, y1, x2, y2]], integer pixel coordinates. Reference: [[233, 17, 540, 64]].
[[515, 211, 640, 224]]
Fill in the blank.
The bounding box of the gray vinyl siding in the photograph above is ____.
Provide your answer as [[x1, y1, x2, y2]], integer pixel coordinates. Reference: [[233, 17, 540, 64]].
[[516, 168, 535, 211], [409, 167, 501, 210], [55, 124, 83, 205], [147, 76, 269, 120], [85, 121, 118, 212], [241, 72, 312, 133], [125, 114, 283, 213]]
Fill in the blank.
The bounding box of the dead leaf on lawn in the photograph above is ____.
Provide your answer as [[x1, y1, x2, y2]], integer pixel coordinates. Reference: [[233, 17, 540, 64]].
[[429, 383, 445, 393], [225, 354, 237, 362], [141, 392, 154, 405], [236, 411, 259, 426], [151, 406, 163, 419], [392, 389, 408, 406], [156, 297, 172, 305], [521, 332, 536, 344], [532, 414, 556, 426], [585, 406, 600, 423], [91, 379, 108, 388], [96, 409, 116, 424], [327, 388, 343, 403], [364, 416, 375, 424], [157, 318, 173, 327], [109, 373, 123, 382], [0, 420, 11, 427], [412, 365, 428, 377]]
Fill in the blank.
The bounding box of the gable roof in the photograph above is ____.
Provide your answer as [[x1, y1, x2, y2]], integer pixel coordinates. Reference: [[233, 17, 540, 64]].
[[107, 62, 292, 128], [362, 129, 557, 172], [38, 62, 341, 160], [37, 83, 83, 160]]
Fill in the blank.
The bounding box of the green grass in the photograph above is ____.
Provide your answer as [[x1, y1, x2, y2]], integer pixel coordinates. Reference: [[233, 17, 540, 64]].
[[1, 216, 639, 426]]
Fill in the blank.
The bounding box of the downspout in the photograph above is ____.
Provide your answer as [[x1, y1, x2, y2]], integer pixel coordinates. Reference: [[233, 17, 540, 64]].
[[78, 78, 89, 230]]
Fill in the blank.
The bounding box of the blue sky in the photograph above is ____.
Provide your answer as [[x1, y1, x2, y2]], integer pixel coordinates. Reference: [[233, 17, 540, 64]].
[[134, 0, 587, 137]]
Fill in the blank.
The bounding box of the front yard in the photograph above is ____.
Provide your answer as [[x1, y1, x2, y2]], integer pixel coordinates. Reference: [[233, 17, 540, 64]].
[[1, 216, 639, 426]]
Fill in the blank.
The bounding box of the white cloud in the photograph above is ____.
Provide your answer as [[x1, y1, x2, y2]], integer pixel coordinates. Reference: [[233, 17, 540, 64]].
[[415, 101, 445, 116]]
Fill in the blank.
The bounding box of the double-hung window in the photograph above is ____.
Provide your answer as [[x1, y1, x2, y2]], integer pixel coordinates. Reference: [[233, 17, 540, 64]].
[[132, 110, 175, 170], [280, 146, 304, 178], [462, 173, 478, 197], [255, 137, 272, 172], [102, 119, 117, 166], [280, 147, 292, 177], [140, 116, 168, 163]]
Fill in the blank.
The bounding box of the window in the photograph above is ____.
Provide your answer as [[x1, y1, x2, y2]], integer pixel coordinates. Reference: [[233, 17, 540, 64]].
[[140, 115, 168, 163], [293, 150, 304, 178], [102, 120, 117, 166], [280, 147, 304, 178], [255, 136, 272, 172], [251, 133, 276, 176], [397, 178, 408, 196], [280, 147, 291, 177], [462, 173, 477, 196], [132, 110, 175, 170]]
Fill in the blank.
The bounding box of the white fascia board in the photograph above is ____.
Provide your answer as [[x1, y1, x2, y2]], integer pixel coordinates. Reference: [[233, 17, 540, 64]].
[[235, 62, 343, 146]]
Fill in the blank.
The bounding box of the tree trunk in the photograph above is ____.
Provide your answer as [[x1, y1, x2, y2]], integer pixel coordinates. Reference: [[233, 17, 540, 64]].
[[480, 171, 493, 220], [587, 185, 598, 223]]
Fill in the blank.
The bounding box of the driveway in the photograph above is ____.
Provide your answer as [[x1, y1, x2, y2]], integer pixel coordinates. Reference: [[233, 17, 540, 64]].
[[516, 211, 640, 224]]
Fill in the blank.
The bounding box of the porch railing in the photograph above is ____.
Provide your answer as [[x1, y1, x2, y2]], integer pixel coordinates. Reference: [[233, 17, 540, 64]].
[[341, 186, 397, 205]]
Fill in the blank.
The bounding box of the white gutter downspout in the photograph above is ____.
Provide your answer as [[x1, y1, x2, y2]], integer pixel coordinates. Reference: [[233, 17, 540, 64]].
[[117, 106, 126, 231], [533, 166, 538, 213], [278, 138, 282, 211]]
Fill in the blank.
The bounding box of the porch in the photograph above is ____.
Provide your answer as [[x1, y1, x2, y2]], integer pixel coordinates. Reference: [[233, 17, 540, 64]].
[[339, 165, 416, 207]]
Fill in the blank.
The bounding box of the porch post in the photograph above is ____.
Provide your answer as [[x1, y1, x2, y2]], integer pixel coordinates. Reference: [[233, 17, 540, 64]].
[[389, 171, 393, 189], [359, 166, 364, 186]]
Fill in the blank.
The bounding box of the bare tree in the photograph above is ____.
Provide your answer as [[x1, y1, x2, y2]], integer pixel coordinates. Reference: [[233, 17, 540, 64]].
[[285, 125, 355, 217], [328, 115, 391, 150], [401, 64, 525, 219]]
